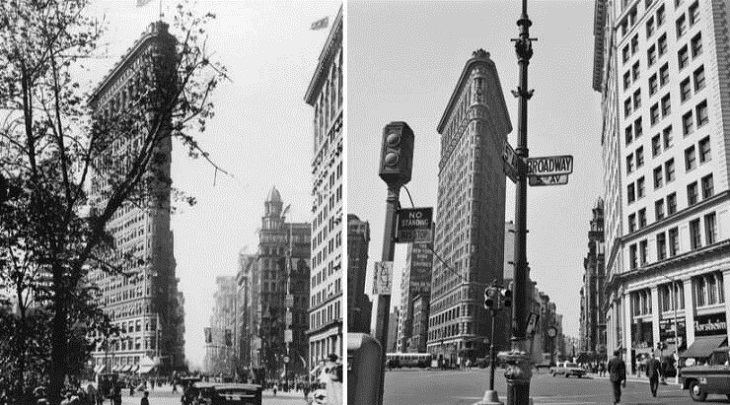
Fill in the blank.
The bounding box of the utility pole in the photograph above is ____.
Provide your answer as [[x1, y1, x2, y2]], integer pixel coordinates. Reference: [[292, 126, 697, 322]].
[[506, 0, 536, 404], [374, 122, 414, 405]]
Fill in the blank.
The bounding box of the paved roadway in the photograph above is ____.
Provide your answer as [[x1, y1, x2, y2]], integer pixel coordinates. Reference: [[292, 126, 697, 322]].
[[383, 368, 730, 405], [110, 384, 306, 405]]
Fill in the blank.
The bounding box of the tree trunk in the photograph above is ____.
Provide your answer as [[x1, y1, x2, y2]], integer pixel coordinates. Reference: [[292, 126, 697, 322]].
[[49, 271, 68, 405]]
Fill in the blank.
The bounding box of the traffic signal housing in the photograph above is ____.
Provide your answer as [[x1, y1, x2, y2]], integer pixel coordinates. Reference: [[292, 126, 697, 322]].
[[379, 122, 414, 186], [502, 289, 512, 308], [484, 287, 499, 310]]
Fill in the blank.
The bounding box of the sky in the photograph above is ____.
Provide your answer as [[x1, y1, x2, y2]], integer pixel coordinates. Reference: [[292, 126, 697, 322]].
[[79, 0, 340, 369], [348, 0, 604, 340]]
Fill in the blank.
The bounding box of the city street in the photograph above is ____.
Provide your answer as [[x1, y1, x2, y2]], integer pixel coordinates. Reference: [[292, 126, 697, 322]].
[[110, 384, 306, 405], [383, 369, 726, 405]]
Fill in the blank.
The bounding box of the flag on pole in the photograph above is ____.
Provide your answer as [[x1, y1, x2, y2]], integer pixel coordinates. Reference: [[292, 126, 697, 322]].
[[310, 16, 329, 30], [136, 0, 154, 6]]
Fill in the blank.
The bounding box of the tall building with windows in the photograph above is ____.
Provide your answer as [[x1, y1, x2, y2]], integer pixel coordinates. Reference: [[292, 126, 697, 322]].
[[304, 5, 344, 368], [579, 198, 607, 357], [594, 0, 730, 370], [347, 214, 372, 333], [87, 21, 184, 373], [397, 243, 433, 352], [204, 276, 237, 375], [426, 50, 512, 367]]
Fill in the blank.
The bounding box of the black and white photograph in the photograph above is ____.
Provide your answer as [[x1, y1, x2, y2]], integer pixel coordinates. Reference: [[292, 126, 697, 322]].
[[347, 0, 730, 404], [0, 1, 342, 405]]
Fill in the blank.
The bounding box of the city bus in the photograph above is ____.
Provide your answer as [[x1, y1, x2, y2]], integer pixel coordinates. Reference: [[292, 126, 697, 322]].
[[386, 353, 433, 368]]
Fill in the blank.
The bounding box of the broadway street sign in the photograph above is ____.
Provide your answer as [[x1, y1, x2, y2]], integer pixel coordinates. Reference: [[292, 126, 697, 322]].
[[526, 155, 574, 176], [396, 207, 433, 243]]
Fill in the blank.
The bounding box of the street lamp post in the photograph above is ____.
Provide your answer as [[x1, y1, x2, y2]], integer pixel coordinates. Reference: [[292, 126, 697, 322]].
[[506, 0, 536, 403], [660, 274, 681, 385]]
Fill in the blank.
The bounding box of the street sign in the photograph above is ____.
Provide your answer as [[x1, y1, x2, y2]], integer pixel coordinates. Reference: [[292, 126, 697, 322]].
[[285, 294, 294, 308], [526, 155, 574, 176], [396, 207, 433, 243], [373, 261, 393, 295], [284, 329, 293, 343], [529, 174, 570, 186], [526, 312, 540, 337], [285, 312, 293, 325], [502, 140, 519, 183]]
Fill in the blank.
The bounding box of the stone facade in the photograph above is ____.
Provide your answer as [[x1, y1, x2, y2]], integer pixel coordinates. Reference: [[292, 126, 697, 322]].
[[579, 198, 607, 357], [397, 243, 433, 353], [347, 214, 372, 334]]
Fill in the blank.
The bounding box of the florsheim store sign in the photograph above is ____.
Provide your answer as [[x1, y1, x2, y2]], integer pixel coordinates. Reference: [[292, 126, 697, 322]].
[[694, 313, 727, 337]]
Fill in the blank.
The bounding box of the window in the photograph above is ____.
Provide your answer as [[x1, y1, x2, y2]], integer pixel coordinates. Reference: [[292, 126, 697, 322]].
[[626, 154, 635, 174], [639, 208, 647, 228], [694, 65, 705, 91], [635, 117, 643, 138], [680, 78, 692, 102], [685, 145, 697, 171], [691, 33, 703, 57], [646, 16, 656, 38], [624, 71, 631, 90], [650, 104, 660, 125], [623, 45, 631, 63], [701, 173, 714, 199], [639, 240, 648, 264], [636, 146, 644, 167], [649, 74, 658, 95], [678, 45, 689, 70], [647, 45, 657, 66], [661, 94, 671, 116], [624, 98, 632, 117], [665, 158, 675, 182], [628, 183, 636, 204], [689, 1, 700, 25], [660, 63, 669, 86], [705, 213, 717, 245], [696, 100, 708, 127], [690, 218, 702, 249], [667, 192, 677, 215], [682, 111, 694, 135], [634, 89, 642, 109], [637, 176, 646, 198], [630, 244, 638, 269], [695, 276, 706, 307], [698, 136, 711, 163], [669, 227, 679, 256], [632, 62, 640, 81], [652, 135, 661, 156], [657, 232, 667, 260], [655, 199, 665, 220], [625, 126, 633, 145], [663, 126, 673, 148], [631, 34, 639, 54], [657, 4, 666, 25], [629, 213, 637, 232], [658, 33, 668, 56], [676, 14, 687, 38], [687, 181, 698, 205], [653, 166, 663, 188]]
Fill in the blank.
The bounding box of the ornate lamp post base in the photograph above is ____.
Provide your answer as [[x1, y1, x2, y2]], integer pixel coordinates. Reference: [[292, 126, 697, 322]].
[[504, 350, 532, 405], [474, 390, 503, 405]]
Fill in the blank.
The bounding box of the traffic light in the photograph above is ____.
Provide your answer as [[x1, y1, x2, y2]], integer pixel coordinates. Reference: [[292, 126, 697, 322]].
[[484, 287, 499, 310], [204, 327, 212, 344], [502, 289, 512, 308], [379, 122, 414, 186]]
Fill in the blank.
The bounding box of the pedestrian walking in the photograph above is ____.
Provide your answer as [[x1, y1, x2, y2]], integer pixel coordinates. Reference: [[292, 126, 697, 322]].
[[140, 391, 149, 405], [646, 354, 662, 397], [607, 350, 627, 405]]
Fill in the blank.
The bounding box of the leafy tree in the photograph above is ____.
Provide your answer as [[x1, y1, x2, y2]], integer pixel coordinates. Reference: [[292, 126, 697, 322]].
[[0, 0, 226, 403]]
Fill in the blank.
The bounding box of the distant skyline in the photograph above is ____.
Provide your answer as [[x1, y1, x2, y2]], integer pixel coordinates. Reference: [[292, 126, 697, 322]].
[[348, 1, 603, 340], [81, 0, 340, 368]]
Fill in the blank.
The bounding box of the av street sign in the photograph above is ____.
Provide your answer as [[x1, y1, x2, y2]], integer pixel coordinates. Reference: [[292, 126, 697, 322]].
[[502, 140, 519, 183], [526, 155, 574, 176], [396, 207, 433, 244], [373, 261, 393, 295], [529, 174, 570, 186]]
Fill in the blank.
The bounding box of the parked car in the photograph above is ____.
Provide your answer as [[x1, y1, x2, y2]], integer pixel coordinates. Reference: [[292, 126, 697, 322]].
[[535, 362, 553, 371], [549, 362, 586, 378], [182, 382, 262, 405], [680, 347, 730, 402]]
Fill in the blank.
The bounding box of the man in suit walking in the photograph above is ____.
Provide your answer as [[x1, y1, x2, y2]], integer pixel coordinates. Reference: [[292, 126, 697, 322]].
[[607, 349, 627, 404], [646, 354, 662, 397]]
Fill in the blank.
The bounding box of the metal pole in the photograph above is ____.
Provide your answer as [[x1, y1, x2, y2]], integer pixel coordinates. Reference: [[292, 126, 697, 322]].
[[490, 310, 497, 390], [673, 281, 679, 385], [374, 184, 400, 405], [507, 0, 535, 403]]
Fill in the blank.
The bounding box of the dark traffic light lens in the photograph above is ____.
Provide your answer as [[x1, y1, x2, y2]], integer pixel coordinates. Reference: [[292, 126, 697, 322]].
[[384, 151, 400, 167], [386, 132, 401, 146]]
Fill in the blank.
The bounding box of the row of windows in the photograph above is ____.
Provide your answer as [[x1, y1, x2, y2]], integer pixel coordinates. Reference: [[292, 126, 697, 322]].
[[309, 300, 341, 331], [628, 210, 717, 269], [631, 272, 722, 317]]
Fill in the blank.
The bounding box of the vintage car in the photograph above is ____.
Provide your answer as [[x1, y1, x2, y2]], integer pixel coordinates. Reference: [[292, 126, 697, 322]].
[[182, 382, 262, 405], [680, 347, 730, 402], [549, 362, 586, 378]]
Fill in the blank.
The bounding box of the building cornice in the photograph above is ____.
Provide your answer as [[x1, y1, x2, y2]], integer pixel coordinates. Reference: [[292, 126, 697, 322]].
[[304, 5, 343, 105]]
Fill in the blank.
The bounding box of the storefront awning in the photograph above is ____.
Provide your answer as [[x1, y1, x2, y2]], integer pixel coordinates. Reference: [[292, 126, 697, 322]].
[[130, 365, 139, 373], [138, 365, 155, 374], [681, 335, 727, 358], [121, 365, 132, 372], [94, 365, 106, 374], [111, 365, 120, 372]]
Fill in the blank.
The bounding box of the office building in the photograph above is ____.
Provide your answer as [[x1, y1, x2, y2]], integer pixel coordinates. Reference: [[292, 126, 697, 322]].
[[347, 214, 372, 333]]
